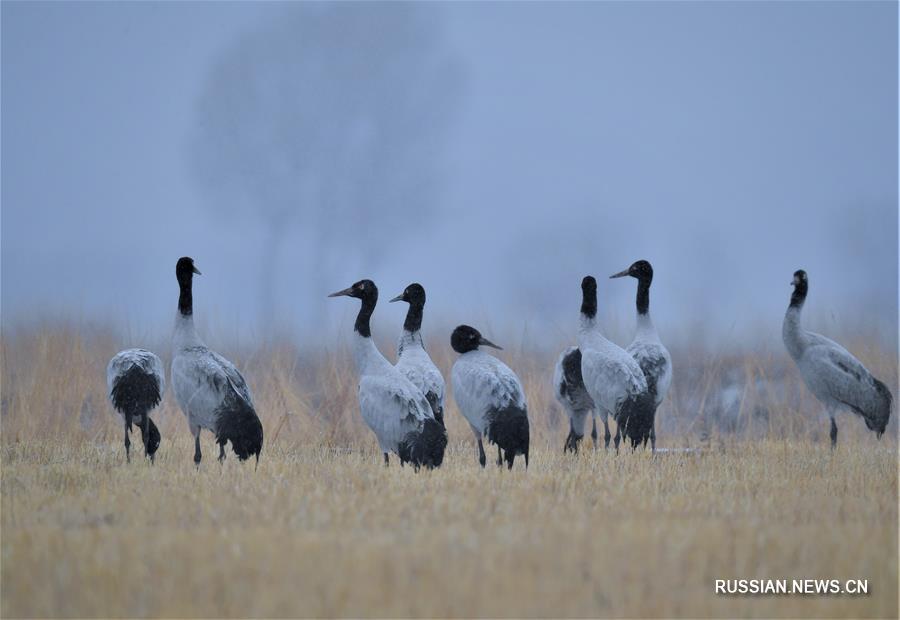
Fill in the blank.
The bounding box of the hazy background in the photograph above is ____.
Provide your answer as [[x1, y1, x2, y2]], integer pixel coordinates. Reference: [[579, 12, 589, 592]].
[[3, 1, 897, 348]]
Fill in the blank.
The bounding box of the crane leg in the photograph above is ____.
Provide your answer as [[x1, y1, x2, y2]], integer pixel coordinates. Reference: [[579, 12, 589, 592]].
[[383, 452, 389, 467], [613, 424, 620, 454], [141, 415, 152, 462], [218, 442, 226, 462], [591, 417, 598, 449], [603, 417, 612, 450], [564, 431, 577, 454], [830, 417, 838, 448], [193, 433, 202, 467], [496, 445, 502, 467], [124, 424, 131, 464], [565, 418, 582, 454], [477, 438, 486, 468], [650, 423, 656, 453]]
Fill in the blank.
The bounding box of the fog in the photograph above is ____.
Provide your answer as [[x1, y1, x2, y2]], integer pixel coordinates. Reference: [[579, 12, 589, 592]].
[[2, 2, 896, 347]]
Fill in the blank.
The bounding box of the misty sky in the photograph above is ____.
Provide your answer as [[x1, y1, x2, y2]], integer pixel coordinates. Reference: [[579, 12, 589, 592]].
[[2, 1, 897, 347]]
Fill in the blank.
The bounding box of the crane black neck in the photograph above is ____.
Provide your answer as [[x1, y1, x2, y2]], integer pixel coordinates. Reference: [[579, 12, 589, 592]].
[[355, 294, 377, 338], [635, 277, 650, 316], [790, 280, 808, 309], [178, 273, 193, 316], [403, 300, 424, 333], [581, 286, 597, 320]]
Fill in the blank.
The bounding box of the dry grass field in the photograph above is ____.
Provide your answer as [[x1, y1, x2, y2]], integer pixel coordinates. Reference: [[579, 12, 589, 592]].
[[1, 326, 897, 618]]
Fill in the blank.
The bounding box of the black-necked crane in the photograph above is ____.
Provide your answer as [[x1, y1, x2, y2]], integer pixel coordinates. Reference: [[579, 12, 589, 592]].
[[170, 257, 263, 465], [451, 325, 529, 469], [107, 348, 165, 462], [610, 260, 672, 451], [329, 279, 447, 469], [553, 346, 596, 453], [576, 276, 650, 451], [783, 269, 892, 446], [390, 283, 446, 427]]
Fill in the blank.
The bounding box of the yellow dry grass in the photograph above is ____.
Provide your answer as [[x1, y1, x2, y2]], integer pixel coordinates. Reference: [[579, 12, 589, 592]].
[[1, 327, 897, 618]]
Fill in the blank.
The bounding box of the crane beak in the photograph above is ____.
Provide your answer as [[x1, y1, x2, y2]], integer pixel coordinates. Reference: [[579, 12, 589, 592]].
[[328, 287, 354, 298], [192, 265, 202, 275], [479, 337, 503, 350], [609, 268, 629, 279], [388, 294, 404, 303]]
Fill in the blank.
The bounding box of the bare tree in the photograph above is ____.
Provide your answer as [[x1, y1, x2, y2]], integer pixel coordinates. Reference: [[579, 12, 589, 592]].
[[190, 3, 461, 327]]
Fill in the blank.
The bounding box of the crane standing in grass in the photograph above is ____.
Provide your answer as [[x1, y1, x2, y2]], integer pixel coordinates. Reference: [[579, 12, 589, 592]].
[[577, 276, 650, 451], [170, 257, 264, 465], [107, 348, 165, 463], [783, 269, 892, 446], [390, 283, 446, 427], [610, 260, 672, 451], [329, 279, 447, 469], [451, 325, 530, 469], [553, 346, 597, 453]]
